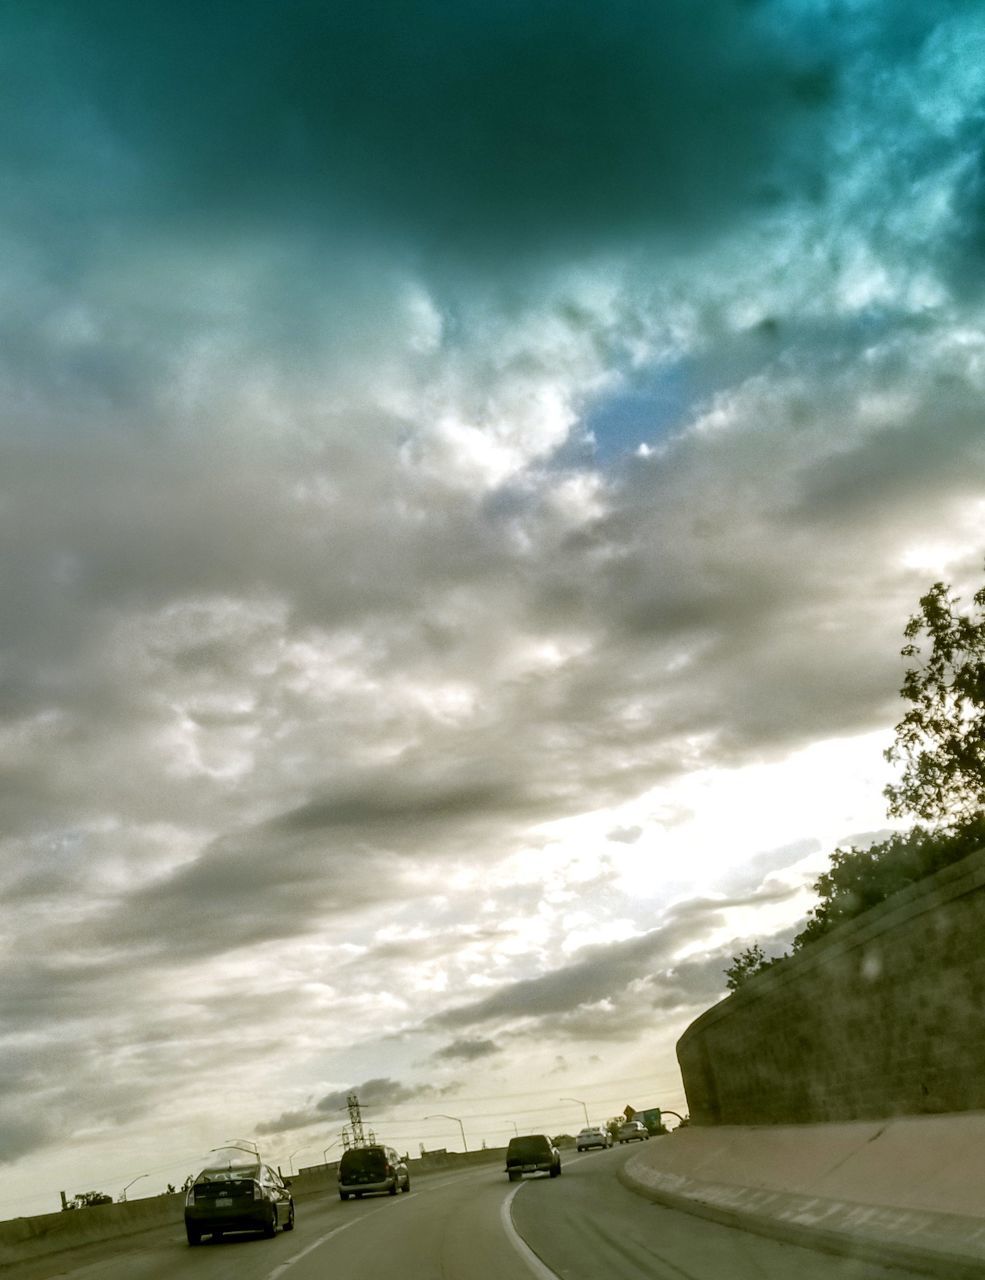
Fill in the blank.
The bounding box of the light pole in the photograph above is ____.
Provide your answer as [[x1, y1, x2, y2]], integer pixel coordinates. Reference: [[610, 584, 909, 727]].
[[287, 1149, 308, 1175], [323, 1136, 343, 1163], [119, 1173, 148, 1202], [561, 1097, 590, 1126], [425, 1113, 468, 1152], [211, 1139, 260, 1162]]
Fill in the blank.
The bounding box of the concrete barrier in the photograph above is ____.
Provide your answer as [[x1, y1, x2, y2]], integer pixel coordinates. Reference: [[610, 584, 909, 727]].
[[0, 1192, 185, 1267], [620, 1115, 985, 1278]]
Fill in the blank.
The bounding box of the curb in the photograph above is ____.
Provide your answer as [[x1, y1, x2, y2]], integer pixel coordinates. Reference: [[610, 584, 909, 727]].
[[616, 1161, 985, 1279]]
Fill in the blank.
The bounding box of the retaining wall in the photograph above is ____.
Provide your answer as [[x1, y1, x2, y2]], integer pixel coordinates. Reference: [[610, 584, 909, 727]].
[[677, 845, 985, 1125]]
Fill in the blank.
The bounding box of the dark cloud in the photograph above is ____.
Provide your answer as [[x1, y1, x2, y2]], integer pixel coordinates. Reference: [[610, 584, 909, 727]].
[[432, 888, 798, 1031], [256, 1076, 458, 1136], [5, 1, 835, 267], [432, 1038, 501, 1064], [0, 1114, 58, 1166]]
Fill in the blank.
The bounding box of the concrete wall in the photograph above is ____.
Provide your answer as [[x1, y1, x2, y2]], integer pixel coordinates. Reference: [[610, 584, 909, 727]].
[[0, 1193, 185, 1266], [678, 845, 985, 1125]]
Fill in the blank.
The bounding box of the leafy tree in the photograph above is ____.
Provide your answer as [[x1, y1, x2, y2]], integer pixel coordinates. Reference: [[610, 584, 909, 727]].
[[723, 570, 985, 992], [790, 818, 985, 951], [65, 1190, 112, 1209], [724, 942, 775, 991], [884, 575, 985, 826]]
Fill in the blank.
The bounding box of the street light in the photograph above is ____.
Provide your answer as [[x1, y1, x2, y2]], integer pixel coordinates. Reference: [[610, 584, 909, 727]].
[[119, 1173, 148, 1202], [210, 1139, 260, 1165], [425, 1113, 468, 1152], [224, 1138, 259, 1152], [287, 1148, 309, 1175], [323, 1137, 343, 1163], [561, 1097, 590, 1126]]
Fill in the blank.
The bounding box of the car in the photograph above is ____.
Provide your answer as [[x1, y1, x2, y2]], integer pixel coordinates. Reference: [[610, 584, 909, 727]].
[[575, 1126, 612, 1151], [338, 1144, 410, 1199], [617, 1120, 649, 1143], [505, 1134, 562, 1180], [184, 1162, 294, 1245]]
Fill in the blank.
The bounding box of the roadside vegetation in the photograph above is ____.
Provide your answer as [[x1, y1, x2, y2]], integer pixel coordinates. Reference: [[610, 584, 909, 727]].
[[726, 568, 985, 991]]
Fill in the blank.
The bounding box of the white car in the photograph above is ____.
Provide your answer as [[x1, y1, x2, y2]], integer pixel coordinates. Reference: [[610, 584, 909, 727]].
[[617, 1120, 649, 1143], [575, 1126, 612, 1151]]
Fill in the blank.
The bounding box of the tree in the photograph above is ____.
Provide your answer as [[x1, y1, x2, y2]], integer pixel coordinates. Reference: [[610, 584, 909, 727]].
[[723, 942, 774, 991], [884, 575, 985, 827], [790, 819, 985, 951], [65, 1190, 112, 1209]]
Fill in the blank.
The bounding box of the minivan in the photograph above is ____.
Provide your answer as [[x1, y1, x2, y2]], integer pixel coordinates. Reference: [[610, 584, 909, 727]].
[[338, 1145, 410, 1199]]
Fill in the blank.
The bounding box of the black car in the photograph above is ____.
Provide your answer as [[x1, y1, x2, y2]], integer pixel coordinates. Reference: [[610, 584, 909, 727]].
[[505, 1134, 561, 1181], [338, 1145, 410, 1199], [184, 1163, 295, 1245]]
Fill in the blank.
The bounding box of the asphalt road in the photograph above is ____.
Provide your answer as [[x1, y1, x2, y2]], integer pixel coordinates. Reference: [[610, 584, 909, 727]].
[[8, 1147, 929, 1280]]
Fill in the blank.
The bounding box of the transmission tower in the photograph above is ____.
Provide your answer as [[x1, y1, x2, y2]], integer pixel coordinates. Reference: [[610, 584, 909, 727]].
[[346, 1092, 367, 1147]]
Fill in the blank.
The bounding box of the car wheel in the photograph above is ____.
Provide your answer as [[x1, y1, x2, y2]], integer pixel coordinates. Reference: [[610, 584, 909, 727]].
[[283, 1203, 295, 1231], [402, 1179, 411, 1193], [186, 1225, 201, 1247], [508, 1171, 519, 1181], [263, 1208, 277, 1238], [389, 1178, 398, 1196], [340, 1191, 349, 1201], [549, 1164, 559, 1178]]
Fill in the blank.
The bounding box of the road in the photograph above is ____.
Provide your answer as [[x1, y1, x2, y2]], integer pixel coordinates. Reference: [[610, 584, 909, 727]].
[[8, 1147, 928, 1280]]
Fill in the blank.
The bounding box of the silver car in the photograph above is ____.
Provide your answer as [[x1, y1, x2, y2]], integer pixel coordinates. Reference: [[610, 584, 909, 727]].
[[575, 1126, 612, 1151], [617, 1120, 649, 1143]]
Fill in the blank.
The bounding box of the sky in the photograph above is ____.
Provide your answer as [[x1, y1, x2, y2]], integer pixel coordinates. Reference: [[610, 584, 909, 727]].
[[2, 0, 985, 1216]]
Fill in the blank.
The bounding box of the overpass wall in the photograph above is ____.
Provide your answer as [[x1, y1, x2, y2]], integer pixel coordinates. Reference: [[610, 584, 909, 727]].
[[677, 845, 985, 1125]]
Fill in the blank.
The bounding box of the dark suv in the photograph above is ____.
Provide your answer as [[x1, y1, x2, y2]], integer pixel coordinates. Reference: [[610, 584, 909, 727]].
[[338, 1145, 410, 1199], [505, 1134, 561, 1181], [184, 1162, 294, 1244]]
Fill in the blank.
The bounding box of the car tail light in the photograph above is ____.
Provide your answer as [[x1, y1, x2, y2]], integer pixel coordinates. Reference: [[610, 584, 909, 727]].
[[185, 1188, 195, 1207], [253, 1182, 264, 1200]]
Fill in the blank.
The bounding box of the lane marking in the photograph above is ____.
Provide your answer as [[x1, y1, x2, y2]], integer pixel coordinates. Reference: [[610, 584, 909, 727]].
[[265, 1165, 500, 1277], [264, 1210, 382, 1279], [501, 1183, 563, 1280]]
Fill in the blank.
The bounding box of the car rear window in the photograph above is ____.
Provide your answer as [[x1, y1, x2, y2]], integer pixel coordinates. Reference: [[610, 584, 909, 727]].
[[191, 1170, 258, 1200], [340, 1148, 388, 1176], [508, 1136, 550, 1159], [195, 1165, 260, 1183]]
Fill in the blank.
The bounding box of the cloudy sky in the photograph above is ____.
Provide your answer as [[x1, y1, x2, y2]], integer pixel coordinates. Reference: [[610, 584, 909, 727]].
[[2, 0, 985, 1215]]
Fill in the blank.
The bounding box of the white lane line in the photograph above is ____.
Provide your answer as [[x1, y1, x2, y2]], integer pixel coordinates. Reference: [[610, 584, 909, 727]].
[[500, 1183, 562, 1280], [265, 1169, 493, 1278], [264, 1209, 382, 1279]]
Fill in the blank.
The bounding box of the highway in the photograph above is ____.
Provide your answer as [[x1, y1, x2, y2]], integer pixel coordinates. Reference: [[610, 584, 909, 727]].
[[8, 1146, 929, 1280]]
